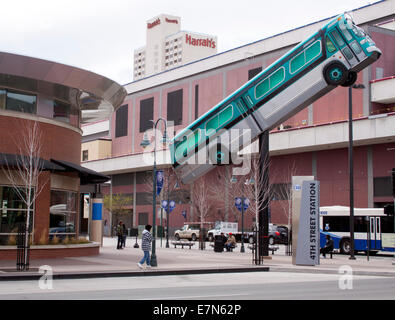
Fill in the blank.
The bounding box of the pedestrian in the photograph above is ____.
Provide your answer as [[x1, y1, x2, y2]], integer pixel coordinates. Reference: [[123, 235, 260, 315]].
[[116, 221, 124, 249], [138, 224, 153, 269], [320, 234, 334, 258], [122, 223, 127, 248]]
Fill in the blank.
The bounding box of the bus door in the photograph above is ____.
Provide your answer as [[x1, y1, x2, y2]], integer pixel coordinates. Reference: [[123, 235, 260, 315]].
[[368, 216, 382, 250], [328, 28, 358, 67]]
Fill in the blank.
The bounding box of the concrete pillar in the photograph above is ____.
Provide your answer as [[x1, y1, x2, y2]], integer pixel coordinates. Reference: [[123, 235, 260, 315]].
[[90, 196, 103, 246]]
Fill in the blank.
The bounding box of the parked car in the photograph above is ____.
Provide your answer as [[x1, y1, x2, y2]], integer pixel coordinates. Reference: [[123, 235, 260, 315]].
[[268, 224, 281, 245], [247, 223, 281, 245], [174, 224, 200, 241], [274, 225, 289, 244]]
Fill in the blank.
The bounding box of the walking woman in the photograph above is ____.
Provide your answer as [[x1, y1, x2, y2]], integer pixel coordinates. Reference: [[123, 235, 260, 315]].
[[138, 224, 153, 269]]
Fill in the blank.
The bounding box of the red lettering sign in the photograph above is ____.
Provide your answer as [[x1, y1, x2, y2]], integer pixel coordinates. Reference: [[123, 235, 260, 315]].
[[165, 18, 178, 24], [185, 34, 216, 49], [147, 18, 161, 29]]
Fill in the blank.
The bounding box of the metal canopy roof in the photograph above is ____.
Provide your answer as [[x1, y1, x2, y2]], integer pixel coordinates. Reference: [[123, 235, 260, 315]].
[[0, 51, 127, 124]]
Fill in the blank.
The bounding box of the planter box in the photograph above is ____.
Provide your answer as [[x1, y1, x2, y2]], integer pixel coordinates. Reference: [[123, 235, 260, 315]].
[[0, 242, 100, 260]]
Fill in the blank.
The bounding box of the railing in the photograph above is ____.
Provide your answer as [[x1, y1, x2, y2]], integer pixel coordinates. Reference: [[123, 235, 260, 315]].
[[16, 223, 30, 271]]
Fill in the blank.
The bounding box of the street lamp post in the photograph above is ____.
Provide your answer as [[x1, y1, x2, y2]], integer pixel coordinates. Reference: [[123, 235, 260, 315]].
[[348, 83, 365, 260], [165, 168, 170, 248], [231, 176, 253, 253], [140, 118, 168, 267]]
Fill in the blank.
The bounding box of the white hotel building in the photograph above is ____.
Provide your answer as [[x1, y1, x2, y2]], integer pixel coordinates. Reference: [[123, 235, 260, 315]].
[[133, 14, 218, 80]]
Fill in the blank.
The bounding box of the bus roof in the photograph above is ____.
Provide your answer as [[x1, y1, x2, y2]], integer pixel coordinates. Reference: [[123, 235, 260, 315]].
[[320, 206, 385, 216]]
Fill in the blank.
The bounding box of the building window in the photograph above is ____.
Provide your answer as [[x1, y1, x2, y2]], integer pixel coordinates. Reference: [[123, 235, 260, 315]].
[[49, 190, 77, 236], [82, 150, 88, 161], [140, 97, 154, 132], [248, 67, 262, 80], [53, 100, 71, 123], [4, 89, 36, 114], [115, 104, 128, 138], [138, 212, 148, 226], [374, 177, 393, 197], [0, 186, 33, 241], [167, 89, 183, 125], [0, 89, 5, 109]]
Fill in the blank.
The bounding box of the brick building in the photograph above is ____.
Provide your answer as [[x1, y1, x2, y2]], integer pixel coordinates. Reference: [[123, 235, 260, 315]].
[[82, 1, 395, 235]]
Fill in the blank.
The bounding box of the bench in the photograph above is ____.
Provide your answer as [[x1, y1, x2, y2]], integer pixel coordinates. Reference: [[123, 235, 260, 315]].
[[248, 245, 279, 255], [209, 243, 238, 251], [171, 241, 195, 249], [322, 250, 334, 259]]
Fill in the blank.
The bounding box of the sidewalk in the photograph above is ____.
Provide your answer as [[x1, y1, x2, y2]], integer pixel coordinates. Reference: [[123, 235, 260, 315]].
[[0, 237, 394, 280]]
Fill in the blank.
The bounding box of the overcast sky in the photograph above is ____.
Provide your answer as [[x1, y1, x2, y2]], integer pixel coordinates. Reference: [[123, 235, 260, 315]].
[[0, 0, 378, 85]]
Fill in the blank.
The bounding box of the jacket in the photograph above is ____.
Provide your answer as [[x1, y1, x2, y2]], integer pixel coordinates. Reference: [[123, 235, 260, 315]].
[[141, 229, 153, 251]]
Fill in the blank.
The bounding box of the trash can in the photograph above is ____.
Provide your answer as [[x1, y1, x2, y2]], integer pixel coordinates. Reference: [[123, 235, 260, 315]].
[[214, 235, 224, 252]]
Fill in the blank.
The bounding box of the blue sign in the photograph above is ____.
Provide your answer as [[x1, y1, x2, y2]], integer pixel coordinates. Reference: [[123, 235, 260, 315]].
[[161, 200, 176, 213], [161, 200, 168, 211], [181, 210, 187, 220], [235, 197, 250, 212], [169, 200, 176, 213], [156, 170, 164, 195]]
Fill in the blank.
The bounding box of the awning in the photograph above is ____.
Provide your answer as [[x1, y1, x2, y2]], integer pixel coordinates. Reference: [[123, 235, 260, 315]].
[[50, 159, 110, 185], [0, 153, 64, 171], [0, 153, 109, 185]]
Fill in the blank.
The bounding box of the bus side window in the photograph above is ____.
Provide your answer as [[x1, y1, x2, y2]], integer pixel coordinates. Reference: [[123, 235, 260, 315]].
[[326, 36, 337, 53], [218, 105, 233, 126], [290, 51, 305, 74], [305, 40, 321, 63], [206, 115, 218, 137]]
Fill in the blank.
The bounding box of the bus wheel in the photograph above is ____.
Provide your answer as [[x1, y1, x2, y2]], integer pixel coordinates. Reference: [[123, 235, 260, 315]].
[[340, 238, 351, 255], [323, 62, 348, 86], [209, 143, 230, 165], [341, 71, 357, 87]]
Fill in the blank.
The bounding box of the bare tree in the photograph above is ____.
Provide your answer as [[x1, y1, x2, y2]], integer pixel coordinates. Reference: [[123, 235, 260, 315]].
[[2, 121, 48, 265], [273, 161, 298, 229], [232, 154, 273, 229], [192, 176, 212, 224]]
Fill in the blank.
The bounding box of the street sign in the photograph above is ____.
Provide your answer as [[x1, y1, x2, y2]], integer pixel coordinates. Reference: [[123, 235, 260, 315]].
[[162, 200, 176, 213], [169, 200, 176, 213], [235, 197, 250, 212]]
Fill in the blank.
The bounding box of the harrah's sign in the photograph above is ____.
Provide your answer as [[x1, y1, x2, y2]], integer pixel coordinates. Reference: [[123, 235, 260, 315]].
[[185, 34, 216, 49], [148, 17, 178, 29], [147, 18, 160, 29]]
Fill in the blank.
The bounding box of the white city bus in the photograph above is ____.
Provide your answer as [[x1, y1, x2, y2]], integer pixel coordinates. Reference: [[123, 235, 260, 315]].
[[320, 206, 395, 255]]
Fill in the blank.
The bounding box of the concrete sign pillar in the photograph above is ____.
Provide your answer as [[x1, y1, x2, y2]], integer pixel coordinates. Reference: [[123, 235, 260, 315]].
[[90, 197, 103, 246], [295, 180, 320, 266]]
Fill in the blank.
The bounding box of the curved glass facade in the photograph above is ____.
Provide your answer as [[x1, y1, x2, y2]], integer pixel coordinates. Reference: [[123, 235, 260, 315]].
[[0, 87, 79, 127]]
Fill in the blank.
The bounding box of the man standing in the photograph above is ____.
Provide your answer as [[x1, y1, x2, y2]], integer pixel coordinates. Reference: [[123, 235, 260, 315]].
[[116, 221, 124, 249], [138, 224, 153, 269]]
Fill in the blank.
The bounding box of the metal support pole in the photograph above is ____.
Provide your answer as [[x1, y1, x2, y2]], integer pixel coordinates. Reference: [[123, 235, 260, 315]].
[[166, 169, 170, 248], [151, 137, 158, 267], [259, 131, 269, 258], [241, 195, 245, 253], [348, 86, 356, 260]]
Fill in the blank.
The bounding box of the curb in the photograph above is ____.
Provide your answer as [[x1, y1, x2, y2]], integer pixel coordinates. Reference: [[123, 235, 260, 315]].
[[0, 266, 270, 281], [268, 266, 395, 277]]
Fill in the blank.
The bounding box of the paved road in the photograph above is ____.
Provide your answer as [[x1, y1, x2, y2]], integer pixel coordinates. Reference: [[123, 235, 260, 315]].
[[1, 271, 394, 300]]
